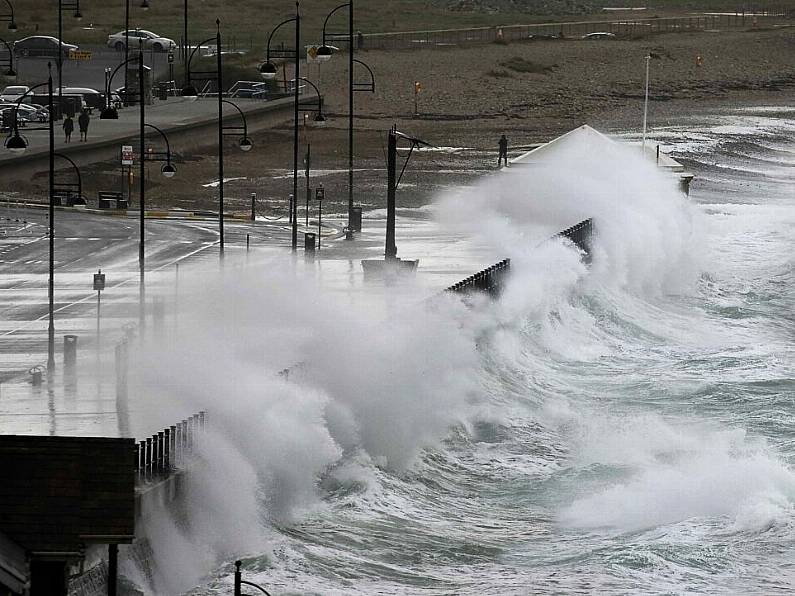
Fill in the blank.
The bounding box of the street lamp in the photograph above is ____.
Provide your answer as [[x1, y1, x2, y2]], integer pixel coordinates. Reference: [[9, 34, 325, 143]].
[[183, 20, 245, 253], [0, 0, 17, 30], [318, 1, 375, 236], [57, 0, 82, 120], [102, 50, 176, 327], [3, 67, 56, 372], [260, 4, 301, 251], [121, 0, 151, 109]]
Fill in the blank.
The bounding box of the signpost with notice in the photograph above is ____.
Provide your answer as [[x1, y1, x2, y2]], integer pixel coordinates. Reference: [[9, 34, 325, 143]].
[[121, 145, 134, 166]]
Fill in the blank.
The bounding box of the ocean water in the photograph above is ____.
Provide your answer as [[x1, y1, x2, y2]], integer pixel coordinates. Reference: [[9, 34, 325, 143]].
[[129, 107, 794, 595]]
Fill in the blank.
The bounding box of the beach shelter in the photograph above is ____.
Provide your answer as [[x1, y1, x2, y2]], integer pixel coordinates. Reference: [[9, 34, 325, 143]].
[[509, 124, 693, 194]]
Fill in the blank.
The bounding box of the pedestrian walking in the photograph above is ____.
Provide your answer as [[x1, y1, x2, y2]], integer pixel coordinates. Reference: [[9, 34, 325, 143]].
[[62, 115, 74, 143], [498, 134, 509, 167], [77, 109, 90, 142]]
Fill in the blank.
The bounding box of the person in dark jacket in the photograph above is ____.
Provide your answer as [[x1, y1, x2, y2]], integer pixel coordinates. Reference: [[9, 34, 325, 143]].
[[62, 115, 74, 143], [498, 134, 509, 167], [77, 109, 90, 142]]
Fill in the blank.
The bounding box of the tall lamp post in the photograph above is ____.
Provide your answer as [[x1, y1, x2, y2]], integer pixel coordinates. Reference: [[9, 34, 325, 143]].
[[102, 51, 176, 328], [57, 0, 83, 120], [259, 3, 300, 251], [4, 67, 56, 372], [121, 0, 150, 108], [317, 1, 375, 236], [182, 21, 251, 253], [0, 0, 17, 30]]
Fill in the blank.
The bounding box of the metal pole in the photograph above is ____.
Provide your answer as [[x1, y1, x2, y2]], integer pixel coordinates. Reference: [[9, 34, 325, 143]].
[[291, 2, 300, 252], [96, 288, 101, 354], [305, 143, 310, 226], [317, 192, 322, 251], [642, 53, 650, 153], [58, 0, 62, 120], [47, 68, 55, 373], [183, 0, 188, 76], [139, 50, 145, 330], [234, 561, 242, 596], [108, 544, 118, 596], [385, 126, 396, 260], [217, 20, 224, 253], [347, 0, 354, 233], [124, 0, 129, 106]]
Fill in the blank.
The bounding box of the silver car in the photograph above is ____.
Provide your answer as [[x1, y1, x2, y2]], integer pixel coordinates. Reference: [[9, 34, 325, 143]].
[[107, 29, 175, 52]]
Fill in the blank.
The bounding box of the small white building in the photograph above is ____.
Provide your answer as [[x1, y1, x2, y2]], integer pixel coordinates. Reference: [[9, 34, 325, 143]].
[[508, 124, 693, 195]]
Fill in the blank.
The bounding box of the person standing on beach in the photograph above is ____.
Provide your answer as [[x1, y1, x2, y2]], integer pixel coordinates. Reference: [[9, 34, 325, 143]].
[[62, 115, 74, 143], [498, 134, 509, 167], [77, 109, 90, 142]]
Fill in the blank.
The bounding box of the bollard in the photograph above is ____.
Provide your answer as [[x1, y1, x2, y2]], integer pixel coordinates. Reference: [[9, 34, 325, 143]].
[[246, 233, 250, 251], [63, 335, 78, 372], [351, 206, 363, 232], [175, 424, 182, 465], [304, 232, 316, 258], [164, 427, 171, 471], [29, 365, 43, 386], [250, 192, 256, 221], [199, 410, 206, 431]]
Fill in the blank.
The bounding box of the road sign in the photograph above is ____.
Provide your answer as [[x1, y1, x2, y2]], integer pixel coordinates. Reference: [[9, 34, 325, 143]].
[[121, 145, 134, 166], [93, 270, 106, 291], [306, 45, 321, 64], [168, 52, 174, 64], [68, 50, 92, 61]]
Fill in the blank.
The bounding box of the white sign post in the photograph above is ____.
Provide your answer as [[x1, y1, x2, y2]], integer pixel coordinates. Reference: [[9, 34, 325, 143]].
[[121, 145, 134, 166]]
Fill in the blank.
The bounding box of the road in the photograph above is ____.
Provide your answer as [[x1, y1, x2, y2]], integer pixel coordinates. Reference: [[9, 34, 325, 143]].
[[0, 206, 293, 381]]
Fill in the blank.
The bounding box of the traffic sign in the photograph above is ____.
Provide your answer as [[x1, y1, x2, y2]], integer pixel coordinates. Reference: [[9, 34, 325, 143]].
[[68, 50, 92, 61], [121, 145, 134, 166], [93, 270, 106, 291], [168, 52, 174, 64]]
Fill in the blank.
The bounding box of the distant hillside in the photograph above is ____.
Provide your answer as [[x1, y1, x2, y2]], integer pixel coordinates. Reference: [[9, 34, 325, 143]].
[[3, 0, 784, 47]]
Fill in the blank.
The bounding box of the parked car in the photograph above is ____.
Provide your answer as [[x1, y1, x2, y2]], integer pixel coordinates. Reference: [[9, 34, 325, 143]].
[[13, 36, 78, 58], [107, 29, 175, 52], [582, 32, 616, 40], [0, 85, 30, 102]]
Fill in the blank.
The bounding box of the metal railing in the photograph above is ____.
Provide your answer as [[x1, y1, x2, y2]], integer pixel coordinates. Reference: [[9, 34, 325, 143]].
[[359, 12, 788, 51], [443, 218, 594, 299], [445, 258, 511, 297], [134, 411, 206, 484]]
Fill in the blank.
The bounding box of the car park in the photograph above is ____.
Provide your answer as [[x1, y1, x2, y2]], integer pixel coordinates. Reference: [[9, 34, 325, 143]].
[[107, 29, 175, 52], [13, 36, 78, 57], [0, 85, 30, 102]]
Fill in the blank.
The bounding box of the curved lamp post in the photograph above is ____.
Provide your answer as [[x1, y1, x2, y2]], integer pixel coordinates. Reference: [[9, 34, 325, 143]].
[[121, 0, 151, 109], [180, 32, 218, 99], [143, 123, 176, 177], [317, 1, 375, 236], [0, 0, 17, 30], [53, 152, 83, 204], [260, 3, 300, 251], [101, 50, 175, 328], [57, 0, 83, 120], [182, 20, 236, 252], [4, 68, 56, 372], [0, 36, 16, 75]]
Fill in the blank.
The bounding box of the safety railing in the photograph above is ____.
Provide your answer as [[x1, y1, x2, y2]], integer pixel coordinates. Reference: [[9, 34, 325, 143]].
[[134, 411, 206, 484], [445, 258, 511, 297], [359, 12, 788, 51]]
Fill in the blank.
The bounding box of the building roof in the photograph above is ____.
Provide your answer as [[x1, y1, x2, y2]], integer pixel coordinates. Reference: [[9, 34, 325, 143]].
[[509, 124, 688, 173]]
